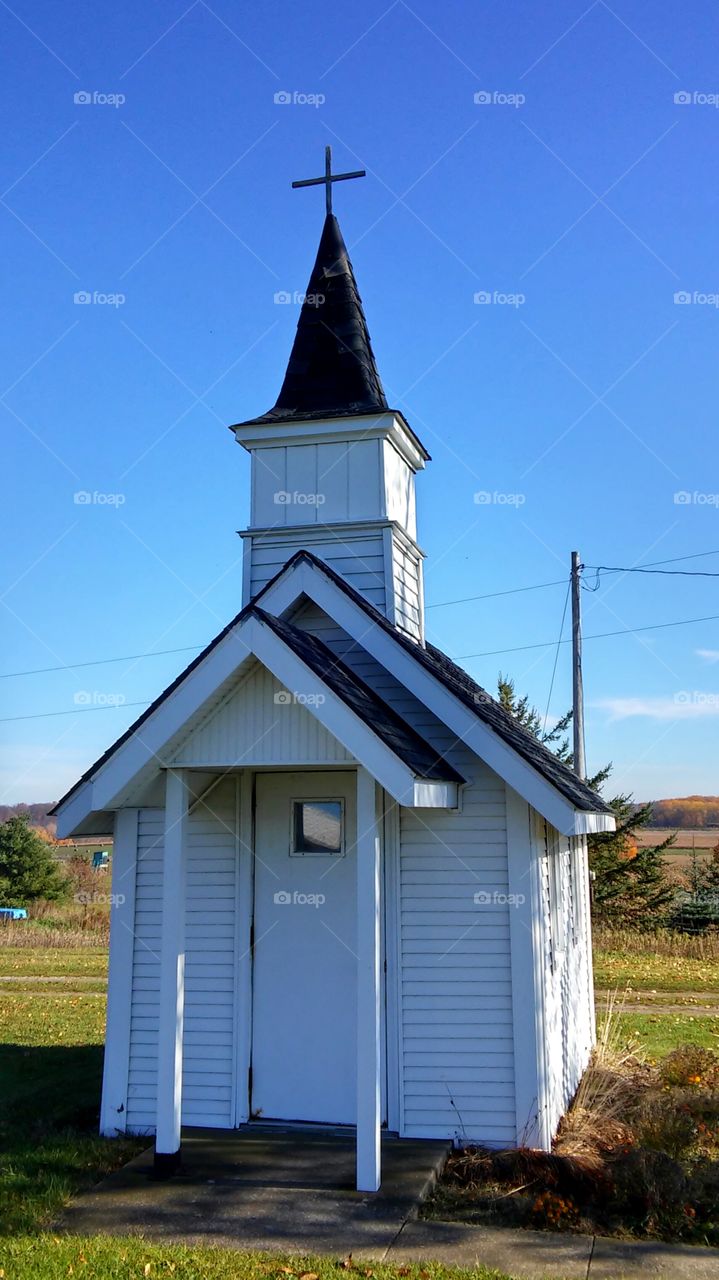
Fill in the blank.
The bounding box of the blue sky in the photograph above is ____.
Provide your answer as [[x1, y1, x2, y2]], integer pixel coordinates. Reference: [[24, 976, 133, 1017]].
[[2, 0, 718, 804]]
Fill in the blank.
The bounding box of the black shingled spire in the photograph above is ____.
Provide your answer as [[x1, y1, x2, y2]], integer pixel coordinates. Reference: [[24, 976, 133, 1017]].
[[242, 213, 388, 425]]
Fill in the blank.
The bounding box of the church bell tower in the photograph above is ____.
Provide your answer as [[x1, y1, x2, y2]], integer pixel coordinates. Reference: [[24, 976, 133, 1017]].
[[231, 148, 429, 644]]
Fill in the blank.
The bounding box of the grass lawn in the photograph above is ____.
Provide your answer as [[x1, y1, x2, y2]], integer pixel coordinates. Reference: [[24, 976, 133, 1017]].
[[0, 994, 141, 1235], [0, 1238, 512, 1280], [601, 1010, 719, 1059], [592, 937, 719, 994], [0, 948, 108, 979]]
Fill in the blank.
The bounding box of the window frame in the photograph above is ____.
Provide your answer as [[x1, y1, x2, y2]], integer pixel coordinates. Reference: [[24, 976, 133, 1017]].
[[289, 796, 346, 858]]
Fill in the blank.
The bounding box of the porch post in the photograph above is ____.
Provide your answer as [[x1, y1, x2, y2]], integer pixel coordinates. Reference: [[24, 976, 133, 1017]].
[[356, 766, 381, 1192], [154, 768, 189, 1175]]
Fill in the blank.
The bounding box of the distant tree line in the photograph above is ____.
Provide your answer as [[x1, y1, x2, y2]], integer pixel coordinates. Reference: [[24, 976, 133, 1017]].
[[497, 676, 719, 932], [642, 796, 719, 829]]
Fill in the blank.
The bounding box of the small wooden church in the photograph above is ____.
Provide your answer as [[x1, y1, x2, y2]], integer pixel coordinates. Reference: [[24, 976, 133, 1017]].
[[53, 152, 615, 1192]]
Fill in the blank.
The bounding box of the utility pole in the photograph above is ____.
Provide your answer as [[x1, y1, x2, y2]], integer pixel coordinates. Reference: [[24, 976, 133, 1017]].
[[571, 551, 587, 780]]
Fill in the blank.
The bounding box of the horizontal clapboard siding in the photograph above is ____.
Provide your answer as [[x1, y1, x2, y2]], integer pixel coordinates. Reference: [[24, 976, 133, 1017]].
[[247, 529, 387, 612], [391, 531, 422, 640], [400, 759, 515, 1142], [125, 781, 238, 1133]]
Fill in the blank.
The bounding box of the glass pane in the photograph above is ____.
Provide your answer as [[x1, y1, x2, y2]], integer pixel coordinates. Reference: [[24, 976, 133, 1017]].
[[293, 801, 343, 854]]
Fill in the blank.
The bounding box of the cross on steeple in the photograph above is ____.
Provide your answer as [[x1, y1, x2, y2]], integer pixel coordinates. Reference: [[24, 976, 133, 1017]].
[[292, 145, 366, 215]]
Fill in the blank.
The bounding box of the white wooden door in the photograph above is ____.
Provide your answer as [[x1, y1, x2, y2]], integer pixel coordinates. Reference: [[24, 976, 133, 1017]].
[[251, 771, 360, 1124]]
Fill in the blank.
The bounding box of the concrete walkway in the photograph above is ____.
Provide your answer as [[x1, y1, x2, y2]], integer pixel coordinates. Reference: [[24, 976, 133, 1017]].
[[61, 1128, 719, 1280], [391, 1218, 719, 1279], [62, 1127, 450, 1256]]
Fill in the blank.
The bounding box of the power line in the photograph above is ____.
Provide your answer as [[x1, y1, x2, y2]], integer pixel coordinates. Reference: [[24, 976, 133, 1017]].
[[427, 549, 719, 610], [0, 644, 203, 681], [7, 607, 719, 723], [586, 564, 719, 581], [0, 700, 151, 724], [543, 579, 571, 735], [3, 549, 718, 680], [459, 610, 719, 660], [427, 578, 567, 609]]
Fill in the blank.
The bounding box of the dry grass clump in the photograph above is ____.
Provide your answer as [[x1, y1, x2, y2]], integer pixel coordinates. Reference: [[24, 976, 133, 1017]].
[[0, 896, 110, 949], [593, 924, 719, 960], [429, 998, 719, 1243], [554, 996, 651, 1164]]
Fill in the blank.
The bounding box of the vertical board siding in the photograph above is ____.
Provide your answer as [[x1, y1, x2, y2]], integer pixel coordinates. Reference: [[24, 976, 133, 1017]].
[[537, 821, 594, 1136], [252, 440, 382, 527], [126, 781, 238, 1133], [398, 758, 516, 1143], [170, 665, 353, 767]]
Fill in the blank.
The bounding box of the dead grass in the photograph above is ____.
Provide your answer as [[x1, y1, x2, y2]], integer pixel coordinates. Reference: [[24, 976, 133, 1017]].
[[428, 1000, 719, 1243], [593, 925, 719, 960], [554, 997, 648, 1165]]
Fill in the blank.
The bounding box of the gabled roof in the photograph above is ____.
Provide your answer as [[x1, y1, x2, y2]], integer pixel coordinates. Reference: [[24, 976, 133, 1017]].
[[52, 550, 612, 833], [256, 609, 463, 785], [234, 214, 389, 427], [261, 552, 614, 820], [51, 598, 463, 826]]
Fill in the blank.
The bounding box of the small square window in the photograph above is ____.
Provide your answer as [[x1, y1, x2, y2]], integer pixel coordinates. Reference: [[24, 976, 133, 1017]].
[[291, 800, 344, 855]]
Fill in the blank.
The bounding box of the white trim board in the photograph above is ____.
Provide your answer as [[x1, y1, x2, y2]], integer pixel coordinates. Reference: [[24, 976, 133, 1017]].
[[55, 612, 459, 836], [253, 557, 615, 838]]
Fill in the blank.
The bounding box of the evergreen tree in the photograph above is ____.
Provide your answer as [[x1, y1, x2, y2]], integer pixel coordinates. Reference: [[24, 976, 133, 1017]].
[[0, 815, 68, 906], [497, 675, 674, 927]]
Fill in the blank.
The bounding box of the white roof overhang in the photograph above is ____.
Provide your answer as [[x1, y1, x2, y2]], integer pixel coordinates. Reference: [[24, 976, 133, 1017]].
[[257, 558, 616, 838], [55, 613, 459, 838]]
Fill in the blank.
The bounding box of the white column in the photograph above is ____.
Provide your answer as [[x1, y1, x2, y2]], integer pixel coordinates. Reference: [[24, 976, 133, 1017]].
[[356, 766, 381, 1192], [100, 808, 138, 1136], [155, 769, 189, 1173]]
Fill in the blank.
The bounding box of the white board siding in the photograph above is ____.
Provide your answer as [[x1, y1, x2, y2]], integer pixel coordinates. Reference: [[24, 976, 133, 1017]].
[[169, 664, 353, 767], [251, 439, 383, 527], [398, 756, 515, 1144], [536, 820, 594, 1137], [125, 782, 239, 1133], [391, 530, 423, 642], [244, 526, 387, 612], [292, 604, 523, 1142]]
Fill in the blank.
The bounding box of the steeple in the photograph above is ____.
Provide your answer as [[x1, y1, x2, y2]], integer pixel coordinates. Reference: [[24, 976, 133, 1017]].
[[250, 213, 388, 425], [231, 151, 430, 643]]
